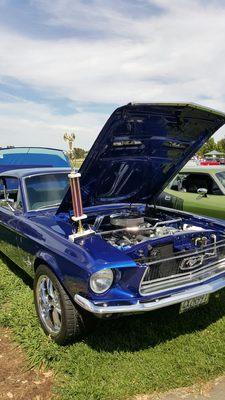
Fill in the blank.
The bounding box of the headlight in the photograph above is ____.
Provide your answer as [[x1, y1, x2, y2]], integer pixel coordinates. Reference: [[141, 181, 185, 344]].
[[90, 269, 114, 294]]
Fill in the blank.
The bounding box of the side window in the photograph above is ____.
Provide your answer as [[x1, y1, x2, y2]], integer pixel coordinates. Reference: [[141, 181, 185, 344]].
[[0, 177, 22, 209], [170, 174, 187, 191], [211, 178, 223, 195], [5, 177, 19, 201], [182, 173, 222, 195]]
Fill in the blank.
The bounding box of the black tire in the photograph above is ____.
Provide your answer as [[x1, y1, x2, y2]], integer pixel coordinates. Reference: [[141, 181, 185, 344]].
[[33, 264, 96, 345]]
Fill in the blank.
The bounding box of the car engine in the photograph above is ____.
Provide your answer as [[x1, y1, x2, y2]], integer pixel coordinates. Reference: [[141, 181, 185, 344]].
[[106, 213, 183, 248], [89, 207, 225, 295], [93, 209, 210, 252]]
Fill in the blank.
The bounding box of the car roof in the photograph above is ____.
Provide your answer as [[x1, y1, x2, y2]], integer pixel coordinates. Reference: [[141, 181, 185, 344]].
[[0, 146, 65, 152], [0, 167, 70, 179], [181, 166, 225, 174]]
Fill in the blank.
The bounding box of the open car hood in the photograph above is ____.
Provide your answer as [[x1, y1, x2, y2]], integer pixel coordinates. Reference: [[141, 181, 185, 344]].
[[57, 103, 225, 213]]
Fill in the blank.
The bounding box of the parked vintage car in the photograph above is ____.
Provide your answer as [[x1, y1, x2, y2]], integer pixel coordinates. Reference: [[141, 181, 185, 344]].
[[157, 166, 225, 220], [0, 146, 70, 173], [1, 103, 225, 345], [200, 160, 221, 166]]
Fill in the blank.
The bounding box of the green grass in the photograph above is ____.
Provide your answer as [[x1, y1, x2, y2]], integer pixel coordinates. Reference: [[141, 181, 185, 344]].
[[2, 256, 225, 400]]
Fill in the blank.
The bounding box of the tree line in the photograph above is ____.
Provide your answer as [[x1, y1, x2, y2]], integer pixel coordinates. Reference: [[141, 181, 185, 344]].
[[197, 137, 225, 157], [69, 141, 225, 159]]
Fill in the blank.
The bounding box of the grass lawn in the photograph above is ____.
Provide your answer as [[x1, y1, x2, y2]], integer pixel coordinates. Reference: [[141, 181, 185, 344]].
[[1, 255, 225, 400]]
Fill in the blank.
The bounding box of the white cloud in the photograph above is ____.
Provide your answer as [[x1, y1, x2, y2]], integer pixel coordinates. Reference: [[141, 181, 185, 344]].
[[0, 0, 225, 147], [0, 100, 107, 149]]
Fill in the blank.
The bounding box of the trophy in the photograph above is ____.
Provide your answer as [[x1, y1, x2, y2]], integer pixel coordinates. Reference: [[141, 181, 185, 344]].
[[64, 132, 76, 170], [64, 132, 93, 239]]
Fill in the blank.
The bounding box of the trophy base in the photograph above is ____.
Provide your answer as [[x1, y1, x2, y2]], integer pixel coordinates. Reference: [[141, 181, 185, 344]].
[[71, 214, 87, 222], [68, 172, 81, 179], [69, 228, 94, 241]]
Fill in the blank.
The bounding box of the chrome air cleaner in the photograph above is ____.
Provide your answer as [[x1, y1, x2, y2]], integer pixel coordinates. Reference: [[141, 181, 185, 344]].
[[110, 213, 144, 228]]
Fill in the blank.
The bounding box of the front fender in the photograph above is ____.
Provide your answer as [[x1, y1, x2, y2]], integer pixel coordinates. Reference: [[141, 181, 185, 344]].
[[35, 250, 64, 281], [34, 249, 91, 303]]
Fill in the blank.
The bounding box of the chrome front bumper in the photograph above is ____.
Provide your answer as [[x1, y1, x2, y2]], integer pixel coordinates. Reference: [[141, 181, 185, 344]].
[[74, 275, 225, 315]]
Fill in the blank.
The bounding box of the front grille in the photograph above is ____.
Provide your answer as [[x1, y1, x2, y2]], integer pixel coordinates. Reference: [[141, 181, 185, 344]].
[[140, 241, 225, 295], [143, 244, 179, 281]]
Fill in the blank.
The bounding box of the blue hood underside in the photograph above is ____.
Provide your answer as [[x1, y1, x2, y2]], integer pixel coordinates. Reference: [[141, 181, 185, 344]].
[[57, 103, 225, 213]]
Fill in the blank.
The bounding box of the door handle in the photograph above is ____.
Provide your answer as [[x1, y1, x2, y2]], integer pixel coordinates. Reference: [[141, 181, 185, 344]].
[[165, 195, 171, 201]]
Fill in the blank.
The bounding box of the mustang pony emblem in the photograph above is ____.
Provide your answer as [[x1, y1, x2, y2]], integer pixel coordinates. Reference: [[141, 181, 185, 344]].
[[180, 255, 205, 271], [180, 250, 217, 271]]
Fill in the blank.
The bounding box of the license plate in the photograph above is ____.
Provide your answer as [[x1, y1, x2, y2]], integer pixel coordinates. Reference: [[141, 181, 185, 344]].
[[179, 294, 210, 314]]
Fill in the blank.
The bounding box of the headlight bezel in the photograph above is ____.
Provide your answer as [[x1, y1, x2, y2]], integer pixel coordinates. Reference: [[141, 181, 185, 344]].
[[90, 268, 114, 294]]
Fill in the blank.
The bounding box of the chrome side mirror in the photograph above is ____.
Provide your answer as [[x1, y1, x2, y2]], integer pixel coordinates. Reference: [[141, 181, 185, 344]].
[[197, 188, 208, 197]]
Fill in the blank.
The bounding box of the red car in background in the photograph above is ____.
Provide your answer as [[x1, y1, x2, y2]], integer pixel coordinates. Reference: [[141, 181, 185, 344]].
[[200, 159, 220, 166]]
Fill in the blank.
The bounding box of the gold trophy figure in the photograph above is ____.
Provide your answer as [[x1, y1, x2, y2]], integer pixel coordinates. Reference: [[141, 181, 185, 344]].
[[63, 132, 76, 170]]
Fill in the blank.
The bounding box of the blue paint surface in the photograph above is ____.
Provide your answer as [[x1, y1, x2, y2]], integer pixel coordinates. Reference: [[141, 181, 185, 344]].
[[59, 103, 225, 212], [0, 147, 70, 173], [1, 103, 225, 316]]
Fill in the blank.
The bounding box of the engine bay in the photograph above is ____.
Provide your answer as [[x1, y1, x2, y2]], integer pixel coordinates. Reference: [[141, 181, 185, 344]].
[[106, 212, 200, 248], [88, 206, 223, 259], [85, 207, 225, 273], [104, 214, 192, 249]]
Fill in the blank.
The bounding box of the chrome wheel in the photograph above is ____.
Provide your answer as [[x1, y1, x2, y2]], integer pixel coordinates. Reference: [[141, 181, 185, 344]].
[[36, 275, 62, 334]]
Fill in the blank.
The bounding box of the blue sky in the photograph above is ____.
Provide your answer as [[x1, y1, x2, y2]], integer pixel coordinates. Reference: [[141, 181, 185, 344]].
[[0, 0, 225, 150]]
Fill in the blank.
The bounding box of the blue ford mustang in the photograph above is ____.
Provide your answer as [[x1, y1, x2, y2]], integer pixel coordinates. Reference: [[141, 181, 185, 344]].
[[1, 103, 225, 345]]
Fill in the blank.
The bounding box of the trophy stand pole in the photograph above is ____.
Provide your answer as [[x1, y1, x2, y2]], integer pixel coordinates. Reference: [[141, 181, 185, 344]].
[[64, 132, 94, 240]]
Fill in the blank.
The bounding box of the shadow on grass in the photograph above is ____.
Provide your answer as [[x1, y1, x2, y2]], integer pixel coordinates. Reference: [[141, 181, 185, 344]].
[[84, 291, 225, 352], [0, 252, 33, 289], [2, 251, 225, 353]]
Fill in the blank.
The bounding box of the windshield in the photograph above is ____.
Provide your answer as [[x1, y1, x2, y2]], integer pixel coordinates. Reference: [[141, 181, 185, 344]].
[[25, 173, 69, 211], [216, 171, 225, 190]]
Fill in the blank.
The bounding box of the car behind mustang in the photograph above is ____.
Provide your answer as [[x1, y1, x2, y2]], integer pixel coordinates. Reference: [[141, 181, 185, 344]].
[[1, 103, 225, 345], [157, 166, 225, 220]]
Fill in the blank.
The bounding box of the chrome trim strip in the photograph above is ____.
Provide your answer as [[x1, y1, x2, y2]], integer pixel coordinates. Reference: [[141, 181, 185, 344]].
[[137, 238, 225, 267], [140, 258, 225, 296], [74, 275, 225, 315], [141, 263, 225, 295]]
